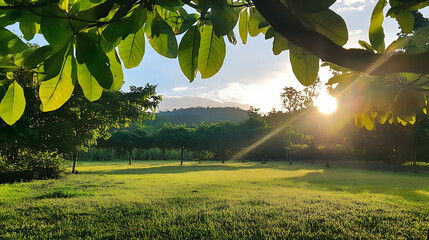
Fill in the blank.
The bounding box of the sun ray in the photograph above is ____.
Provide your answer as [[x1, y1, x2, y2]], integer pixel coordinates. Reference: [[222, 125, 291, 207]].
[[232, 110, 307, 161]]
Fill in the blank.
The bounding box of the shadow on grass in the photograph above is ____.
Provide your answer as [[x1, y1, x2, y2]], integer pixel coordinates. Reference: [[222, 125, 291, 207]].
[[79, 162, 291, 175], [284, 169, 429, 203], [35, 187, 92, 199]]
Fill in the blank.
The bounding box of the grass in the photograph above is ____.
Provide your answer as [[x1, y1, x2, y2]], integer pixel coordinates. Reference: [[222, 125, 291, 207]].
[[1, 160, 428, 239]]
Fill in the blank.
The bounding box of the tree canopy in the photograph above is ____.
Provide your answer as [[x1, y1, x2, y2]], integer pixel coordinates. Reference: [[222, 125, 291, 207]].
[[1, 0, 429, 127]]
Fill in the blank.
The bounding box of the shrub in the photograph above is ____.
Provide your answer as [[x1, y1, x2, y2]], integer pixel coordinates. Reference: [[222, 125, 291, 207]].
[[0, 151, 65, 183]]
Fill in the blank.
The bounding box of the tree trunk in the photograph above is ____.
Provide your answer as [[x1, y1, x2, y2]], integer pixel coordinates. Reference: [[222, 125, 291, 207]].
[[289, 150, 292, 165], [72, 152, 78, 174], [325, 159, 331, 168], [413, 151, 417, 173], [180, 147, 184, 165], [129, 149, 133, 165]]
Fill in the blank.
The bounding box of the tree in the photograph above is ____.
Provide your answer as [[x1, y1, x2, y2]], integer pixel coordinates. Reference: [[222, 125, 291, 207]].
[[99, 129, 140, 165], [155, 123, 196, 165], [0, 69, 161, 172], [1, 0, 429, 128], [280, 78, 320, 113], [196, 121, 239, 163]]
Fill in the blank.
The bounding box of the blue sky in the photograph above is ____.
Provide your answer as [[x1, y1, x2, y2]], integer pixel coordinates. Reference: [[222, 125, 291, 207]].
[[12, 0, 426, 112]]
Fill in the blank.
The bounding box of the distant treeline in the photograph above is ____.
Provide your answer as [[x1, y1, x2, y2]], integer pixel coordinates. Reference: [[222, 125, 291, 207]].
[[95, 118, 309, 165], [88, 107, 429, 167]]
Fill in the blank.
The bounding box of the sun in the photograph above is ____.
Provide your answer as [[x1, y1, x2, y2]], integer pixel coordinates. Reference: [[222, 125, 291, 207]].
[[315, 94, 337, 115]]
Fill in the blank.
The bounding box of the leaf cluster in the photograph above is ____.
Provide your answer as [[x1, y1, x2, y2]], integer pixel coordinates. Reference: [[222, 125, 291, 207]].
[[1, 0, 429, 130]]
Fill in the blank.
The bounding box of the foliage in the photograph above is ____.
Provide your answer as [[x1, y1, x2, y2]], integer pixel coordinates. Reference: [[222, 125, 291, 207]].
[[1, 161, 428, 239], [0, 68, 160, 174], [0, 151, 65, 182], [280, 78, 321, 113], [94, 117, 309, 164], [328, 9, 429, 130], [155, 123, 196, 164], [1, 0, 429, 126]]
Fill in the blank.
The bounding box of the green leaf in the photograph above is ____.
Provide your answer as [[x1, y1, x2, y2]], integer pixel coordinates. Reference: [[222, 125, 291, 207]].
[[19, 11, 40, 41], [77, 61, 103, 102], [41, 8, 74, 49], [0, 81, 26, 125], [238, 8, 248, 44], [106, 50, 124, 91], [59, 0, 70, 12], [0, 9, 22, 28], [23, 45, 53, 69], [226, 30, 237, 45], [75, 34, 113, 89], [208, 0, 239, 37], [0, 28, 28, 54], [304, 9, 348, 46], [177, 12, 199, 34], [148, 16, 178, 58], [13, 48, 34, 67], [327, 73, 354, 85], [156, 0, 184, 11], [364, 114, 374, 130], [179, 25, 201, 82], [118, 25, 146, 69], [42, 44, 70, 80], [272, 33, 288, 55], [354, 113, 365, 128], [369, 0, 386, 53], [289, 43, 319, 86], [291, 0, 335, 13], [198, 25, 226, 79], [78, 0, 106, 11], [386, 37, 409, 53], [248, 7, 265, 37], [265, 27, 275, 39], [101, 6, 147, 53], [358, 40, 376, 53], [393, 88, 425, 121], [76, 0, 115, 21], [39, 52, 76, 112], [396, 11, 415, 34], [39, 53, 75, 112]]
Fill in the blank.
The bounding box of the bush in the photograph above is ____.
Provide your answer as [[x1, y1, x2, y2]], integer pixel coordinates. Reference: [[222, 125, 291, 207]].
[[0, 151, 65, 183]]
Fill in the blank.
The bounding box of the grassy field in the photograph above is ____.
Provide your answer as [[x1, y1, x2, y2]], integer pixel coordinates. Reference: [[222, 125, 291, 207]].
[[1, 161, 428, 239]]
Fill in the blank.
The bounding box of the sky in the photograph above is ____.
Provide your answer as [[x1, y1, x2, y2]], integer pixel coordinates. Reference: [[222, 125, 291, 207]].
[[11, 0, 427, 113], [122, 0, 404, 112]]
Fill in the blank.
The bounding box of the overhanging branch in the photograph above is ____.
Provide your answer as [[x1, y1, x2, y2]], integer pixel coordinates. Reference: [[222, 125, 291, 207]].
[[252, 0, 429, 76]]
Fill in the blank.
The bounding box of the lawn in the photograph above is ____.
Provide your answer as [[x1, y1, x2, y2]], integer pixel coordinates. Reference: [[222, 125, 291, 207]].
[[1, 161, 428, 239]]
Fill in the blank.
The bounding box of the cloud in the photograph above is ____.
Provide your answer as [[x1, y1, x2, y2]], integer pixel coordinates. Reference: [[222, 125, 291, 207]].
[[349, 29, 363, 35], [335, 0, 369, 12], [336, 5, 365, 12], [171, 86, 206, 92], [158, 96, 250, 111], [341, 0, 366, 5], [172, 86, 189, 92], [199, 69, 306, 113]]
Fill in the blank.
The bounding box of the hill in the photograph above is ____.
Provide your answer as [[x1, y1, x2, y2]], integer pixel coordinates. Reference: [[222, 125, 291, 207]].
[[155, 107, 250, 125]]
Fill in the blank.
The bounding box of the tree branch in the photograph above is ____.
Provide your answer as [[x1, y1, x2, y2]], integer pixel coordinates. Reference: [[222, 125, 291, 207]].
[[252, 0, 429, 76], [181, 0, 199, 11]]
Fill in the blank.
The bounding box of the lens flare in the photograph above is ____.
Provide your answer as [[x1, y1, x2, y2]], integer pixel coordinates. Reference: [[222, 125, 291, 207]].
[[316, 94, 337, 115]]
